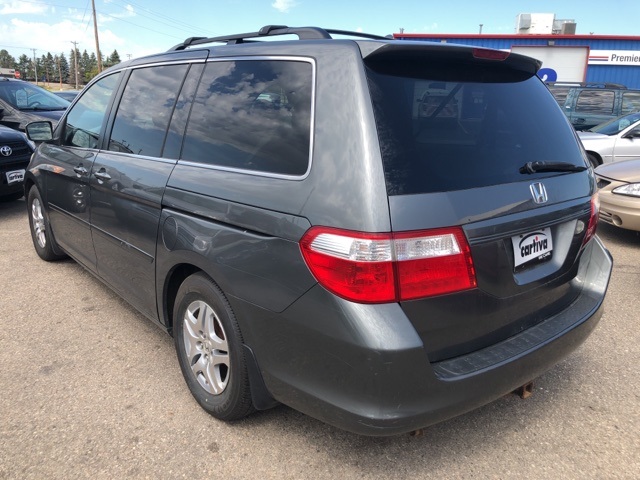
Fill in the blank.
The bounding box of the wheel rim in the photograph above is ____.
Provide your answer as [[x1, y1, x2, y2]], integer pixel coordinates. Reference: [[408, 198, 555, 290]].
[[182, 300, 230, 395], [31, 198, 47, 249]]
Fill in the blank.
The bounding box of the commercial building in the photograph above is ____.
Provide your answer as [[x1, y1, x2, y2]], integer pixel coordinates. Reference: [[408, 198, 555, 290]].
[[395, 14, 640, 88]]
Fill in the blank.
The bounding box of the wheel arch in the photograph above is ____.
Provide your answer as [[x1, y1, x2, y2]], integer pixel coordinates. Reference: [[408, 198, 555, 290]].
[[161, 262, 202, 334], [586, 151, 603, 167], [164, 263, 279, 411]]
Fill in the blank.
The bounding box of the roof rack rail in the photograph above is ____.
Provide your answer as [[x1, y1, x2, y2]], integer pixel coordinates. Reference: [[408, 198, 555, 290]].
[[546, 81, 628, 89], [168, 25, 389, 51]]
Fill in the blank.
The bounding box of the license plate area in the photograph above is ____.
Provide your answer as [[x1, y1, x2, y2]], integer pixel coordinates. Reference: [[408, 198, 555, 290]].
[[6, 169, 25, 185], [511, 227, 553, 270]]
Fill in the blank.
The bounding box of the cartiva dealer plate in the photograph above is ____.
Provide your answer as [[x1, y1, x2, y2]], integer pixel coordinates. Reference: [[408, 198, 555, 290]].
[[511, 227, 553, 268]]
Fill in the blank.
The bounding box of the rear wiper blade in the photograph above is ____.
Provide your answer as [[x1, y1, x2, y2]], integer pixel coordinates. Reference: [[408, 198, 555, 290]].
[[519, 161, 588, 174]]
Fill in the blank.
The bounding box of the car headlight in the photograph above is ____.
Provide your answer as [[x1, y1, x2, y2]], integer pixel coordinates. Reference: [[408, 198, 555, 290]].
[[613, 183, 640, 197]]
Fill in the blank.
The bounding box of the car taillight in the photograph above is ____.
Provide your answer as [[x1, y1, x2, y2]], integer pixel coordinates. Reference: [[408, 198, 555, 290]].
[[582, 193, 600, 246], [300, 226, 477, 304]]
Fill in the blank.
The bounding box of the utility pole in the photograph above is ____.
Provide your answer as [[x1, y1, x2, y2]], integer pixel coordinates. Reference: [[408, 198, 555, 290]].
[[91, 0, 103, 73], [57, 55, 62, 90], [31, 48, 38, 85], [71, 41, 80, 90]]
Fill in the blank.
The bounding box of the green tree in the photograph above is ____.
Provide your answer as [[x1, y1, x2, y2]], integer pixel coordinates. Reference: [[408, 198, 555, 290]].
[[55, 53, 70, 86], [39, 53, 55, 83], [69, 48, 81, 86], [0, 49, 17, 69], [108, 50, 121, 67], [16, 54, 31, 79]]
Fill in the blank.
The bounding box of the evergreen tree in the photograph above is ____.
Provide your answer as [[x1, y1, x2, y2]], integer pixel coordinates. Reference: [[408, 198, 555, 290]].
[[16, 54, 31, 80], [80, 50, 91, 83], [56, 54, 70, 86], [0, 49, 17, 69], [34, 56, 44, 82], [39, 53, 55, 83], [109, 50, 121, 66]]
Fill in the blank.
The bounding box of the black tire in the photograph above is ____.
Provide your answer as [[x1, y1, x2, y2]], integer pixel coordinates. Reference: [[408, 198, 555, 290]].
[[27, 186, 66, 261], [587, 153, 600, 169], [173, 272, 254, 421]]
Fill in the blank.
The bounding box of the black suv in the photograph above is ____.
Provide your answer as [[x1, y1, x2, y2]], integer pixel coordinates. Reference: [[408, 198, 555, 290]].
[[0, 125, 33, 201], [0, 77, 69, 131], [547, 82, 640, 130], [24, 26, 612, 436]]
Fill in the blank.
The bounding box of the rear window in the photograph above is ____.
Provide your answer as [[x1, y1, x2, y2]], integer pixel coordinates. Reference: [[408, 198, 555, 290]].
[[366, 64, 586, 195]]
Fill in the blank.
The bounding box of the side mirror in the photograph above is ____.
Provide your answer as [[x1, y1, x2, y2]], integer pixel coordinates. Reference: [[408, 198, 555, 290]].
[[25, 121, 53, 142], [623, 128, 640, 139]]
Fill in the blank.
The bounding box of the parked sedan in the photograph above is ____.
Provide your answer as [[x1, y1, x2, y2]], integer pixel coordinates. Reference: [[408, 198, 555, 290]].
[[0, 125, 34, 201], [0, 78, 69, 131], [578, 112, 640, 167], [595, 159, 640, 231]]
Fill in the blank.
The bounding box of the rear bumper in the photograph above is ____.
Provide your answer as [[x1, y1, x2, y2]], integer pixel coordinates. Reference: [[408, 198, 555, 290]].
[[240, 237, 612, 436]]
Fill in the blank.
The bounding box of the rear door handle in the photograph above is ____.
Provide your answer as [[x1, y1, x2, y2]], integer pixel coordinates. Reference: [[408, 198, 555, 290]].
[[94, 169, 112, 181]]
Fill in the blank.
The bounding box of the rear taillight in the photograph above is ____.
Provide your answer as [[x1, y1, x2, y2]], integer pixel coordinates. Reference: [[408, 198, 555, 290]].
[[582, 193, 600, 246], [300, 226, 477, 304]]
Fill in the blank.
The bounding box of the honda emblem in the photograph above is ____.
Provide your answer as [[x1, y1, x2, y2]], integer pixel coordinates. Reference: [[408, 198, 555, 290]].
[[530, 182, 548, 204]]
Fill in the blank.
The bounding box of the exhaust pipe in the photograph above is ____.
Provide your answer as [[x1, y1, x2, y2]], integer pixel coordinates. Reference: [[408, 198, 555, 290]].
[[513, 381, 534, 399]]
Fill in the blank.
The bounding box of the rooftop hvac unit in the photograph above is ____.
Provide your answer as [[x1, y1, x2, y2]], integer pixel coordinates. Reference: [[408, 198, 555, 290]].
[[516, 13, 555, 34]]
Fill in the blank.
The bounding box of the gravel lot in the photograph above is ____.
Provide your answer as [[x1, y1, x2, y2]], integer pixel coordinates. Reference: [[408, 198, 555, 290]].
[[1, 197, 638, 479]]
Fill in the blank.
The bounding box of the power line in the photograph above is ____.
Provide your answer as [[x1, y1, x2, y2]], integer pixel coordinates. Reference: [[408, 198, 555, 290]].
[[106, 0, 208, 34]]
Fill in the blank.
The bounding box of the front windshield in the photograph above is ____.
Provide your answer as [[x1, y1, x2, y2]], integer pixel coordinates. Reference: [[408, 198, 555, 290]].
[[589, 112, 640, 135], [0, 81, 70, 111]]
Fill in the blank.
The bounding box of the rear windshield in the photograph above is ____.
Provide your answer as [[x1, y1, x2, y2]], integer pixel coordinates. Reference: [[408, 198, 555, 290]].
[[366, 64, 586, 195]]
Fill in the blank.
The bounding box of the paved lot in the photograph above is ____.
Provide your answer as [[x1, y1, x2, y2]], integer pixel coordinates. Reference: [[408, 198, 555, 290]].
[[1, 197, 639, 479]]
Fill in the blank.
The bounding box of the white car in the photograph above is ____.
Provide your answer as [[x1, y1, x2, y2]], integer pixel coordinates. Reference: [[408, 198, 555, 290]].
[[578, 112, 640, 167]]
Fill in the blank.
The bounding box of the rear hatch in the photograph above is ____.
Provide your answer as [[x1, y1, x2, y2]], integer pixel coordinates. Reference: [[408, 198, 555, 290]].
[[364, 44, 598, 361]]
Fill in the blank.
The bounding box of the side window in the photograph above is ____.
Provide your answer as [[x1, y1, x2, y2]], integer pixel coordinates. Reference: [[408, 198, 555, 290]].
[[63, 72, 121, 149], [547, 87, 571, 107], [575, 90, 615, 114], [108, 64, 189, 157], [621, 92, 640, 114], [182, 59, 313, 176]]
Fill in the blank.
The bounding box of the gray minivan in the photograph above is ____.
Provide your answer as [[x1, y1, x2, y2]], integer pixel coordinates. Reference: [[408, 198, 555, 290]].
[[24, 26, 612, 436]]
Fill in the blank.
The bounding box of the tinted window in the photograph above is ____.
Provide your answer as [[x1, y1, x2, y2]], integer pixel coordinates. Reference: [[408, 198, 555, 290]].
[[366, 66, 585, 195], [63, 72, 121, 149], [575, 90, 615, 114], [182, 60, 313, 176], [164, 64, 204, 160], [621, 92, 640, 114], [547, 86, 571, 106], [108, 64, 189, 157]]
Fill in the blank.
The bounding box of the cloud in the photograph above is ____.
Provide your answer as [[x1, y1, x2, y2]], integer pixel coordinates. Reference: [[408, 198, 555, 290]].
[[271, 0, 297, 13], [2, 18, 127, 57], [0, 0, 49, 15]]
